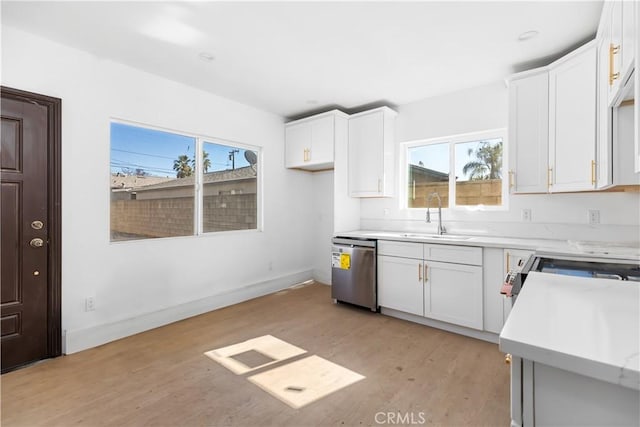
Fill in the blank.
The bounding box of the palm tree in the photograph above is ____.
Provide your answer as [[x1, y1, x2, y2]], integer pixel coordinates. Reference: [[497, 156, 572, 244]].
[[462, 140, 503, 180], [191, 151, 211, 173], [173, 154, 193, 178]]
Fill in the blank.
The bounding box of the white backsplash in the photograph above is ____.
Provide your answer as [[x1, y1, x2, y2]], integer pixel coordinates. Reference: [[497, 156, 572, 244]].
[[360, 217, 640, 244]]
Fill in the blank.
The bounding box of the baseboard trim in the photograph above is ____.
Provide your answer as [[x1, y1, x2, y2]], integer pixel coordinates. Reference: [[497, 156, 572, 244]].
[[312, 269, 331, 285], [381, 307, 499, 344], [65, 270, 314, 354]]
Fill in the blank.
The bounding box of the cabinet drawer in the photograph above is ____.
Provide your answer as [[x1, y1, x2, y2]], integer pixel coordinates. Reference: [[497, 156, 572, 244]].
[[425, 244, 483, 266], [377, 241, 423, 259]]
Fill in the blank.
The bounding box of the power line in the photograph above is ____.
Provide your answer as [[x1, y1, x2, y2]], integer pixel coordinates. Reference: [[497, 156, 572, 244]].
[[111, 148, 179, 159]]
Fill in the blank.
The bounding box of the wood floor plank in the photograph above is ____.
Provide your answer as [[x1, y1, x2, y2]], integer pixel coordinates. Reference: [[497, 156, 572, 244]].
[[1, 283, 510, 426]]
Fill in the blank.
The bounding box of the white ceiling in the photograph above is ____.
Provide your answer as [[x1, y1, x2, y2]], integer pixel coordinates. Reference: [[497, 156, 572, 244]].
[[2, 1, 603, 118]]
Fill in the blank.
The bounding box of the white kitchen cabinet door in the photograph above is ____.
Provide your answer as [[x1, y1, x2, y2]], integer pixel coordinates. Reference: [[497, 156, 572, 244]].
[[608, 0, 624, 103], [548, 42, 597, 192], [424, 261, 483, 330], [508, 70, 550, 194], [285, 111, 342, 171], [597, 34, 614, 189], [621, 0, 635, 82], [285, 122, 310, 168], [309, 115, 334, 166], [348, 107, 396, 197], [636, 0, 640, 174], [378, 255, 424, 316]]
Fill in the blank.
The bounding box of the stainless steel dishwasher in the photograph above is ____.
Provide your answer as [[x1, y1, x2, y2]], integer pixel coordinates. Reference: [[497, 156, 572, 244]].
[[331, 237, 377, 311]]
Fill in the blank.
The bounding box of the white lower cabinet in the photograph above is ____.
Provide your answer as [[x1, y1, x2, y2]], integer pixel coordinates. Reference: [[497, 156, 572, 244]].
[[378, 255, 423, 316], [378, 240, 483, 331], [424, 261, 483, 330], [511, 357, 639, 426]]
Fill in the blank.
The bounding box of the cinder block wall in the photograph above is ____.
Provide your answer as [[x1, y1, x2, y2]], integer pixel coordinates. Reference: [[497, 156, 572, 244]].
[[111, 194, 257, 240]]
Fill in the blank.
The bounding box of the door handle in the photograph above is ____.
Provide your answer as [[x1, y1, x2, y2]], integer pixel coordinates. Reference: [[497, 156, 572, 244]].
[[418, 263, 422, 281], [30, 238, 44, 248], [424, 265, 428, 282]]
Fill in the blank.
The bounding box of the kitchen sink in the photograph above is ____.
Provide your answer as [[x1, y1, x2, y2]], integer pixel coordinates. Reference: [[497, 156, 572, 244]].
[[400, 233, 472, 241]]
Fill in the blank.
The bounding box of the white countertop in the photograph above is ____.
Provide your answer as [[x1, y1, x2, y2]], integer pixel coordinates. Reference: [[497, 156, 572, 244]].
[[336, 230, 640, 261], [499, 272, 640, 390]]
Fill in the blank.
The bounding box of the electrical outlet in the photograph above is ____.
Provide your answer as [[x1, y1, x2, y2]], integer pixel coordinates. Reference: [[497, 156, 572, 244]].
[[521, 208, 532, 222], [85, 297, 95, 312], [588, 209, 600, 225]]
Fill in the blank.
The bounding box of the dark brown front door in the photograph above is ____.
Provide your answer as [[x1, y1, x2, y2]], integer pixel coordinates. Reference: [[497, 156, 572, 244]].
[[1, 87, 61, 373]]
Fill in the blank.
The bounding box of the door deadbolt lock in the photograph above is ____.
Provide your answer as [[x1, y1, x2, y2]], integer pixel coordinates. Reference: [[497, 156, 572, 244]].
[[31, 220, 44, 230], [30, 238, 44, 248]]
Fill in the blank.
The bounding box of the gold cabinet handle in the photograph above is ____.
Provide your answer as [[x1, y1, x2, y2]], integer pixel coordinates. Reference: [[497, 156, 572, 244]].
[[412, 180, 416, 200], [609, 44, 620, 86], [424, 264, 428, 282], [418, 263, 422, 282], [547, 168, 553, 188], [591, 160, 596, 185], [505, 354, 512, 365], [506, 252, 511, 272], [508, 170, 514, 190]]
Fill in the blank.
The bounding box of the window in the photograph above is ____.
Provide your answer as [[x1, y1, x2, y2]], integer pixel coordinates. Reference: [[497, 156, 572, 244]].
[[406, 129, 506, 209], [110, 122, 259, 241]]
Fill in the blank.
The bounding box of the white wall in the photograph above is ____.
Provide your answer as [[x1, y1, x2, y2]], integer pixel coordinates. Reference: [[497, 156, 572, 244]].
[[311, 171, 334, 284], [361, 82, 640, 242], [2, 26, 317, 353]]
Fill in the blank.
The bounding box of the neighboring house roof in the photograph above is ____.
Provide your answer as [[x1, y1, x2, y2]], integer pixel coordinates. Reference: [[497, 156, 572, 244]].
[[111, 175, 174, 189], [409, 164, 449, 182], [132, 166, 257, 192]]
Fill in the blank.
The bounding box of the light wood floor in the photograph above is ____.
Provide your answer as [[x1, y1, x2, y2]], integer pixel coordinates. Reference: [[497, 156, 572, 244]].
[[1, 283, 510, 426]]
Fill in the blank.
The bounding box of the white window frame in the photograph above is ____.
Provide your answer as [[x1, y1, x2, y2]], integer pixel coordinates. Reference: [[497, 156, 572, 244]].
[[402, 128, 508, 212], [109, 118, 262, 243]]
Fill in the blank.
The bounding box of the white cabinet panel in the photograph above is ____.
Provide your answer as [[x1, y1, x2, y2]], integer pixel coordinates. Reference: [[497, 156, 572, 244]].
[[285, 122, 310, 168], [636, 0, 640, 174], [424, 261, 483, 330], [309, 115, 334, 166], [548, 43, 597, 192], [285, 111, 344, 171], [508, 70, 549, 194], [425, 244, 483, 266], [621, 0, 636, 81], [348, 107, 396, 197], [378, 255, 424, 316], [377, 241, 423, 259]]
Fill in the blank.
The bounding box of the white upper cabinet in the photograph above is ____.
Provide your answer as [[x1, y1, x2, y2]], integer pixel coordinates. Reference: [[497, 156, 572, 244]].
[[508, 70, 549, 194], [621, 0, 635, 82], [597, 34, 614, 188], [548, 42, 598, 193], [285, 110, 347, 171], [600, 0, 636, 105], [348, 107, 396, 197], [636, 0, 640, 174], [596, 0, 639, 179]]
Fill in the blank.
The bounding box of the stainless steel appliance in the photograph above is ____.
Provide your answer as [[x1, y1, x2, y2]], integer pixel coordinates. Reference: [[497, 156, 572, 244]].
[[331, 237, 377, 311], [511, 253, 640, 302]]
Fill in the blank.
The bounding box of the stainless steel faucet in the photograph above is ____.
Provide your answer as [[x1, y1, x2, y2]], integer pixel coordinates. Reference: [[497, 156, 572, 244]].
[[426, 192, 446, 235]]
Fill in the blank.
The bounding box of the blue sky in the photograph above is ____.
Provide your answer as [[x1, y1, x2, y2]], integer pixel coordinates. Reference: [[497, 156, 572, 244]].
[[110, 122, 252, 177], [409, 138, 502, 181]]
